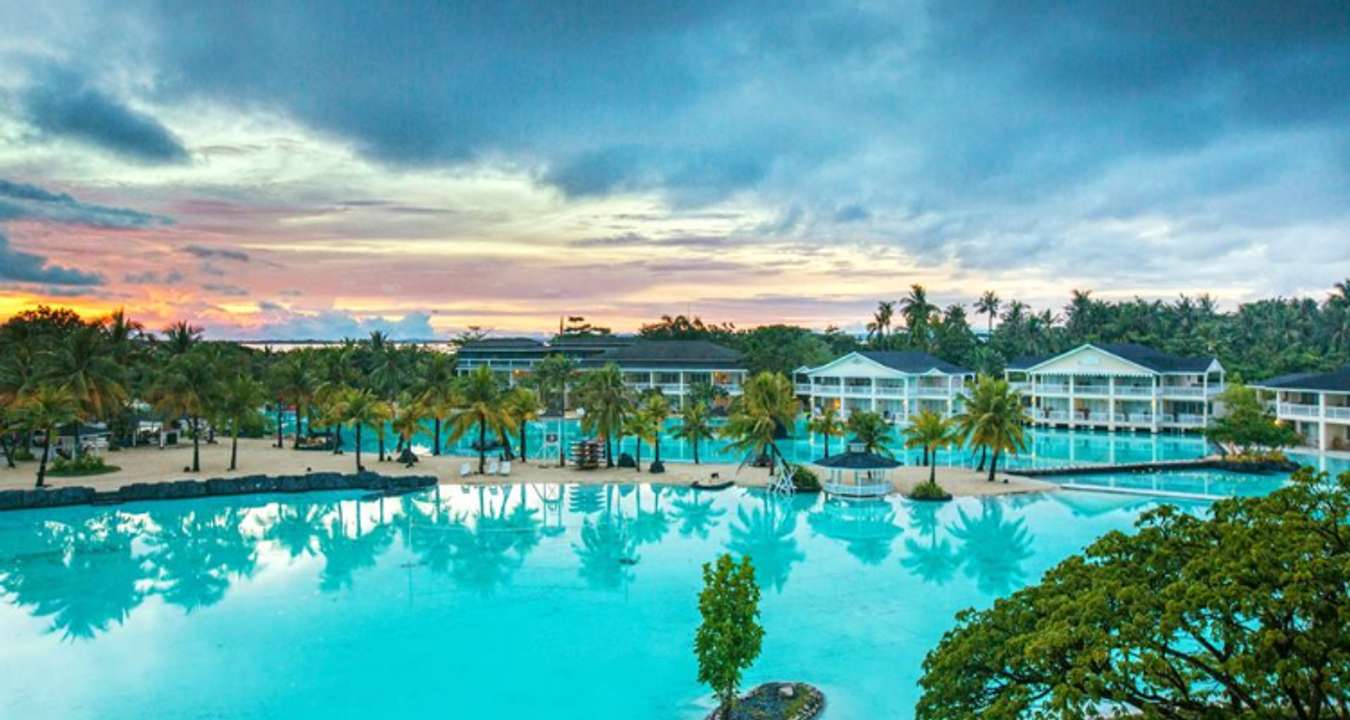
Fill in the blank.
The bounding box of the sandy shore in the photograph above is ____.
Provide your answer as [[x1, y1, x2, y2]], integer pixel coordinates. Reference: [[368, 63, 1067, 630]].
[[0, 437, 1054, 497]]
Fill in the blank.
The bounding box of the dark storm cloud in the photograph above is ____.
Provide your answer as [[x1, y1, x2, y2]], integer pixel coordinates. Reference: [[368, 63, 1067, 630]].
[[183, 244, 250, 262], [0, 230, 103, 286], [0, 179, 170, 228], [22, 66, 189, 164]]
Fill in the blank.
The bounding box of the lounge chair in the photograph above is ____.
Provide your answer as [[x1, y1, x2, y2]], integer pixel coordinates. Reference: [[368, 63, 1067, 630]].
[[500, 461, 512, 477], [458, 462, 471, 477], [487, 460, 500, 475]]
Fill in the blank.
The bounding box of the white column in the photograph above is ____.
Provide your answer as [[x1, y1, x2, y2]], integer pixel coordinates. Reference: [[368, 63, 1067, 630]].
[[1319, 393, 1328, 450], [1068, 374, 1076, 427], [1202, 373, 1209, 427], [1151, 376, 1160, 434], [1108, 376, 1117, 431]]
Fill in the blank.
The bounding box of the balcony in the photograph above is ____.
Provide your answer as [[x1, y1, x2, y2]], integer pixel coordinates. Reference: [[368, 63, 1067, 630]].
[[1040, 411, 1069, 421], [1170, 414, 1206, 426], [1036, 384, 1071, 395], [1328, 406, 1350, 421], [1114, 385, 1156, 397], [1279, 402, 1321, 418], [657, 383, 683, 393], [911, 387, 953, 399], [795, 383, 813, 394], [1074, 385, 1112, 396], [843, 385, 873, 397], [1161, 386, 1205, 398], [1114, 413, 1153, 424]]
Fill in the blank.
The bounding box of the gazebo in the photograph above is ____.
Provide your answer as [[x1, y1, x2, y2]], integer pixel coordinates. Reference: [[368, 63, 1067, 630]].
[[813, 443, 900, 498]]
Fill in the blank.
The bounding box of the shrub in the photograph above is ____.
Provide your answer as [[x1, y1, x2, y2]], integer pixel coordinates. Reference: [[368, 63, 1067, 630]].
[[49, 453, 114, 476], [791, 465, 821, 492], [917, 467, 1350, 719], [907, 480, 952, 501]]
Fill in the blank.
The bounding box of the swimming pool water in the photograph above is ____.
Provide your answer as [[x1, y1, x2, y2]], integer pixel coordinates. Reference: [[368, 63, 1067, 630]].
[[0, 485, 1198, 719]]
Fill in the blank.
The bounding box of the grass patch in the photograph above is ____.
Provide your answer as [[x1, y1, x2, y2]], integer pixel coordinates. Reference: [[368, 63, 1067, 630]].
[[907, 480, 952, 501], [47, 454, 120, 478], [47, 464, 121, 478]]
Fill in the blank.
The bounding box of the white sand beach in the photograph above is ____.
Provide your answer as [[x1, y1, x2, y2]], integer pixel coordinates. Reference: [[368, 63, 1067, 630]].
[[0, 437, 1054, 497]]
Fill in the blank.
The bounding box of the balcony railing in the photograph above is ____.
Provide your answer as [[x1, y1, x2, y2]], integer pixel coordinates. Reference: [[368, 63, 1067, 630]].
[[1114, 413, 1153, 424], [1161, 386, 1205, 398], [1040, 411, 1069, 421], [794, 383, 812, 394], [1036, 384, 1071, 395], [1115, 385, 1156, 397], [1074, 385, 1112, 396], [1172, 413, 1206, 426], [1327, 406, 1350, 420], [911, 387, 953, 399], [1279, 402, 1321, 418], [843, 385, 873, 396]]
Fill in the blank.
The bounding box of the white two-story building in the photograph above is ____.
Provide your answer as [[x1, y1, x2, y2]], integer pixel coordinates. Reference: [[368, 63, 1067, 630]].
[[794, 351, 975, 423], [1005, 343, 1224, 433], [1253, 365, 1350, 452]]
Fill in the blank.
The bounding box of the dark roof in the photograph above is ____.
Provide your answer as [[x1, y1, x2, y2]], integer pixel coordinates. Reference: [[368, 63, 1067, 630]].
[[858, 351, 971, 375], [458, 337, 544, 351], [1094, 343, 1215, 373], [1256, 365, 1350, 392], [548, 333, 636, 346], [1006, 354, 1050, 371], [590, 340, 744, 368], [813, 450, 901, 469]]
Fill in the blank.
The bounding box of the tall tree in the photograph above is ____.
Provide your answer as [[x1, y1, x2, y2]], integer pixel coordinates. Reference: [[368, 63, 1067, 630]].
[[577, 363, 631, 467], [446, 365, 513, 474], [503, 386, 541, 462], [807, 403, 844, 458], [901, 284, 938, 351], [719, 371, 799, 474], [905, 410, 957, 487], [150, 349, 220, 474], [846, 410, 893, 456], [974, 291, 1001, 335], [13, 384, 79, 487], [217, 372, 265, 471], [45, 324, 127, 458], [955, 376, 1028, 483], [414, 351, 457, 455], [336, 388, 390, 473], [675, 399, 715, 464]]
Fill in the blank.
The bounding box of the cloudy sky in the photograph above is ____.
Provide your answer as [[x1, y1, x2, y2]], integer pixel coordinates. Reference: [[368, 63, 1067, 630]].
[[1, 1, 1348, 339]]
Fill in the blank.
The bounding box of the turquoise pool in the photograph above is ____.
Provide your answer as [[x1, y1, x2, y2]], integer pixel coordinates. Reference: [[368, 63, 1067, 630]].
[[0, 484, 1197, 719], [315, 416, 1214, 471]]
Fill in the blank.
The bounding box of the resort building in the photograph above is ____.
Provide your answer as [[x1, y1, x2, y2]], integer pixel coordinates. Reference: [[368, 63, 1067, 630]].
[[1005, 343, 1225, 433], [1253, 365, 1350, 452], [793, 351, 975, 423], [455, 336, 746, 405]]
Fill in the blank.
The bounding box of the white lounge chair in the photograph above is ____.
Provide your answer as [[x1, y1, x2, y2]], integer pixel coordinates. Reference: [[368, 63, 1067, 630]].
[[500, 461, 512, 477], [487, 460, 500, 476], [458, 462, 471, 477]]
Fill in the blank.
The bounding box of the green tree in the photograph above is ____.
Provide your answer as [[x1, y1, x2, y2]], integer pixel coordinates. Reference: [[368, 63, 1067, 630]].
[[955, 376, 1028, 482], [1205, 383, 1300, 455], [577, 363, 631, 467], [414, 352, 457, 455], [273, 351, 317, 450], [447, 365, 513, 474], [335, 388, 390, 473], [534, 353, 579, 466], [719, 371, 799, 474], [502, 386, 541, 461], [695, 553, 765, 713], [905, 409, 957, 490], [217, 372, 264, 471], [917, 468, 1350, 720], [846, 409, 893, 455], [974, 290, 1000, 335], [150, 349, 221, 473], [900, 284, 938, 351], [675, 400, 715, 464], [807, 404, 845, 458], [390, 394, 428, 460], [45, 324, 127, 458], [13, 385, 79, 487], [638, 391, 671, 467]]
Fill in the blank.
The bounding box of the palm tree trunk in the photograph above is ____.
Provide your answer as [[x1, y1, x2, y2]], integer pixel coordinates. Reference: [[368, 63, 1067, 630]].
[[929, 454, 937, 485], [230, 426, 239, 471], [72, 420, 81, 460], [36, 430, 51, 488], [605, 436, 613, 468], [275, 404, 284, 447], [191, 416, 201, 472], [693, 438, 700, 464], [355, 424, 363, 472], [654, 435, 661, 465], [477, 420, 486, 474], [977, 445, 987, 472], [635, 438, 642, 472], [988, 448, 999, 483], [433, 418, 441, 456], [501, 430, 514, 461], [0, 434, 14, 469], [333, 423, 343, 455], [520, 425, 527, 462], [292, 403, 303, 449], [824, 434, 831, 458], [378, 430, 386, 462]]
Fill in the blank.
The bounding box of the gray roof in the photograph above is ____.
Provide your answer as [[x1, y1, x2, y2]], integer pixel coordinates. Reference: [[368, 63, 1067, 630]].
[[814, 450, 901, 469], [858, 351, 971, 375], [591, 339, 743, 368], [1256, 365, 1350, 392], [458, 337, 544, 352], [1015, 343, 1215, 373]]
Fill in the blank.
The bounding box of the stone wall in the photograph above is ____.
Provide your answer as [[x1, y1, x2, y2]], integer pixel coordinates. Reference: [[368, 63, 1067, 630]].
[[0, 472, 437, 512]]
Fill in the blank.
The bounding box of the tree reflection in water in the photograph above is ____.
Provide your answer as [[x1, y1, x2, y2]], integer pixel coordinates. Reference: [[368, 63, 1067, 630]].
[[670, 487, 726, 539], [568, 484, 604, 516], [574, 509, 638, 592], [316, 498, 394, 593], [900, 501, 960, 586], [946, 499, 1034, 595], [807, 498, 903, 566], [727, 492, 808, 593], [0, 512, 150, 640], [145, 505, 260, 611], [262, 502, 330, 562], [631, 485, 671, 548]]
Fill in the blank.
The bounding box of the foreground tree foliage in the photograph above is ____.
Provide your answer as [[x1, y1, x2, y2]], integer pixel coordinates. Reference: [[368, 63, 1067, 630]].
[[1205, 383, 1302, 456], [695, 553, 764, 712], [916, 467, 1350, 720]]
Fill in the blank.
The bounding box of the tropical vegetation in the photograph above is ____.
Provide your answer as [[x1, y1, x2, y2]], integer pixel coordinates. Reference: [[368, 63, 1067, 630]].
[[695, 553, 764, 713]]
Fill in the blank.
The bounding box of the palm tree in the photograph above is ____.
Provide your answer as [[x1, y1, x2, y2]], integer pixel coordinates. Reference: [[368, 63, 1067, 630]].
[[807, 404, 844, 457], [45, 324, 127, 458], [217, 373, 264, 471], [845, 410, 893, 455], [150, 349, 220, 473], [867, 301, 895, 347], [315, 385, 350, 455], [623, 411, 657, 472], [904, 409, 956, 488], [975, 291, 1001, 335], [335, 388, 390, 473], [719, 371, 799, 474], [314, 343, 359, 453], [674, 400, 715, 464], [577, 363, 630, 467], [503, 386, 541, 462], [446, 366, 512, 474], [956, 376, 1029, 482], [533, 354, 579, 466], [161, 321, 203, 357], [900, 284, 937, 351], [414, 352, 457, 455], [273, 352, 317, 450], [13, 384, 79, 487], [638, 392, 671, 467]]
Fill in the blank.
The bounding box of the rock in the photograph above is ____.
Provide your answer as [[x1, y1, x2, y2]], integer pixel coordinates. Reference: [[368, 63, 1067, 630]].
[[779, 685, 795, 699]]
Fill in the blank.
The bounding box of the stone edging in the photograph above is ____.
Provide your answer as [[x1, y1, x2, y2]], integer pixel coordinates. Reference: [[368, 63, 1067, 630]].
[[705, 682, 825, 720], [0, 472, 437, 512], [1011, 457, 1297, 478]]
